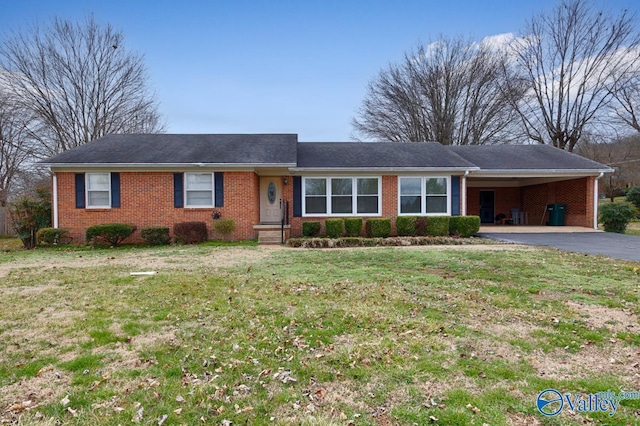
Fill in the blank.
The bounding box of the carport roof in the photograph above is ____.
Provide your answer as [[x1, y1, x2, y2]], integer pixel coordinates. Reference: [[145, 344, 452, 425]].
[[450, 144, 612, 172]]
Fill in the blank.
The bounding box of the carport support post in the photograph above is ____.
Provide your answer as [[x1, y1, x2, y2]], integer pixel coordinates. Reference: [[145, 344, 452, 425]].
[[53, 173, 59, 229], [461, 170, 469, 216], [594, 172, 603, 229]]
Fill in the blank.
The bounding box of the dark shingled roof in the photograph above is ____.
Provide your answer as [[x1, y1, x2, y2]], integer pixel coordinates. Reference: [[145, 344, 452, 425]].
[[295, 142, 477, 169], [40, 134, 611, 173], [41, 134, 298, 165], [449, 144, 610, 171]]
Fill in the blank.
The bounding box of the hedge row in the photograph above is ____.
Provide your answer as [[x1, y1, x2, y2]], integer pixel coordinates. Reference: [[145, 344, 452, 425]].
[[300, 216, 480, 239]]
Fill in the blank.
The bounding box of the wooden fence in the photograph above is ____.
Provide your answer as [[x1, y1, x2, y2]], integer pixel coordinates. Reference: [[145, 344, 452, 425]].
[[0, 207, 15, 236]]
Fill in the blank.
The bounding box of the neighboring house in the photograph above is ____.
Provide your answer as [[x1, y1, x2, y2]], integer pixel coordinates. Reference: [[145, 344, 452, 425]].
[[39, 134, 612, 243]]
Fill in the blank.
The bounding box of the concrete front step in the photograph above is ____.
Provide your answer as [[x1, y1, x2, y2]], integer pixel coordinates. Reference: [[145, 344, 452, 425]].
[[258, 230, 284, 244]]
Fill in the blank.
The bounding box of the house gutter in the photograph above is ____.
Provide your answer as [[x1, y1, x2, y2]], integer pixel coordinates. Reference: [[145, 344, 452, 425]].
[[594, 172, 604, 229], [288, 167, 479, 173], [52, 173, 59, 229]]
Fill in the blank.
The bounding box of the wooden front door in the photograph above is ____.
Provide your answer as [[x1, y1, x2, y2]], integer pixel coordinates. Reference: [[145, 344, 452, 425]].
[[260, 177, 282, 224]]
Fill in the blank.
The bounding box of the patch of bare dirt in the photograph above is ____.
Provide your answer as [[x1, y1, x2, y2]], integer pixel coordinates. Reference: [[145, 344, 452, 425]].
[[0, 366, 71, 423], [566, 300, 638, 335], [527, 343, 640, 383]]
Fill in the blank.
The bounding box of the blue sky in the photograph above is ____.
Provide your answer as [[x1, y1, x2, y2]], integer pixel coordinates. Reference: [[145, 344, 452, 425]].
[[2, 0, 639, 141]]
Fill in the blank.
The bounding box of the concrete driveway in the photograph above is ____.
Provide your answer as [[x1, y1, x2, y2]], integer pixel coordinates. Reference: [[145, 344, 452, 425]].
[[479, 228, 640, 262]]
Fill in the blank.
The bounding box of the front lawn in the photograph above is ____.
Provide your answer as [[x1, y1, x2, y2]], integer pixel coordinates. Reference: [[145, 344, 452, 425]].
[[1, 244, 639, 425]]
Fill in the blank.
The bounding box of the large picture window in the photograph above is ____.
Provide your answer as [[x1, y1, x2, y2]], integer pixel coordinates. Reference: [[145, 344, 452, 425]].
[[303, 177, 380, 216], [86, 173, 111, 208], [185, 173, 214, 207], [399, 176, 450, 215]]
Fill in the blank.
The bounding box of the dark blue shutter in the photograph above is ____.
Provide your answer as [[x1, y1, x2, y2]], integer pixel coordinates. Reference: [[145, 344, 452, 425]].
[[75, 173, 85, 208], [214, 172, 224, 207], [293, 176, 302, 217], [110, 173, 121, 208], [451, 175, 460, 216], [173, 173, 184, 208]]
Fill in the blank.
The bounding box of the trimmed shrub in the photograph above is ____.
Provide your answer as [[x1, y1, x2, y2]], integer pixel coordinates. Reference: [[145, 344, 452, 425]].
[[173, 221, 208, 244], [140, 227, 171, 245], [449, 216, 481, 238], [626, 186, 640, 211], [86, 223, 136, 246], [302, 221, 322, 237], [415, 217, 428, 236], [396, 216, 417, 236], [426, 216, 450, 236], [325, 218, 344, 238], [599, 202, 637, 233], [36, 228, 71, 246], [213, 218, 236, 239], [344, 217, 363, 237], [366, 218, 391, 238]]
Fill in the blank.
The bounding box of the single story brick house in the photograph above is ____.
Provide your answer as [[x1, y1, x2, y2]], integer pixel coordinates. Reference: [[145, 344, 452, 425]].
[[39, 134, 612, 243]]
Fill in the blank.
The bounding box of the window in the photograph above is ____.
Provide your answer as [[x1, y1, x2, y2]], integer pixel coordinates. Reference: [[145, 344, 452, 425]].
[[399, 176, 450, 215], [302, 177, 380, 216], [304, 178, 327, 214], [185, 173, 214, 207], [86, 173, 111, 208]]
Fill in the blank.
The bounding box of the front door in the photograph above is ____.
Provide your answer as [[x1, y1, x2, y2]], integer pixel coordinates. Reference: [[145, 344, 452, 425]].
[[479, 190, 495, 224], [260, 177, 282, 224]]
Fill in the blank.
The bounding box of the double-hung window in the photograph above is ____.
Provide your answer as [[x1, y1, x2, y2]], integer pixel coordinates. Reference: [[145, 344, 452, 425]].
[[185, 172, 214, 207], [399, 177, 450, 215], [303, 177, 380, 216], [86, 173, 111, 208]]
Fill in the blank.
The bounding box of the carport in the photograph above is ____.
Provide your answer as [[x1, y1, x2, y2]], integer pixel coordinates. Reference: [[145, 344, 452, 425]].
[[451, 145, 613, 229]]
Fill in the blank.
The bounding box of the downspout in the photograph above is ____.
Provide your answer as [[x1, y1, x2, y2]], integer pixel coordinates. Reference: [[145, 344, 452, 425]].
[[52, 173, 59, 228], [593, 173, 603, 230], [461, 170, 470, 216]]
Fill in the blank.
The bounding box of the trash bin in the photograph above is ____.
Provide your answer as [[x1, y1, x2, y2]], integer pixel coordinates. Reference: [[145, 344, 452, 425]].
[[547, 203, 567, 226]]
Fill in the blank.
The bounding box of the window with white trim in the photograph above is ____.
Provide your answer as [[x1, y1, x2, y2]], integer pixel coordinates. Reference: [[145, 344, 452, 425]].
[[86, 173, 111, 208], [399, 176, 450, 215], [303, 177, 381, 216], [185, 172, 214, 207]]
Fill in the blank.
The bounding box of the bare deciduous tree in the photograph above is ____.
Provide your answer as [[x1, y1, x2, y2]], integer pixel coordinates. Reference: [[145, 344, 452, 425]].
[[611, 76, 640, 133], [577, 133, 640, 200], [507, 0, 640, 152], [352, 36, 523, 144], [0, 87, 32, 206], [0, 16, 164, 158]]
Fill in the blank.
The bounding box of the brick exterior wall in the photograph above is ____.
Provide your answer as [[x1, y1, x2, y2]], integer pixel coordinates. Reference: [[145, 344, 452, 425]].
[[55, 171, 260, 243], [56, 171, 595, 243], [522, 177, 594, 227]]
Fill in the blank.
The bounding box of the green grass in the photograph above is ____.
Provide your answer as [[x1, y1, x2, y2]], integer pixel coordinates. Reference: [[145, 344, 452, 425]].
[[0, 243, 639, 425]]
